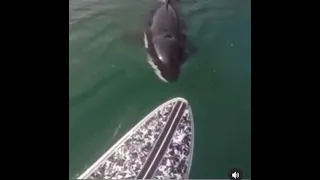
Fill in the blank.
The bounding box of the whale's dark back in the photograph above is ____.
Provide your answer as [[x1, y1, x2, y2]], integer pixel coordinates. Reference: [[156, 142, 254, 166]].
[[145, 0, 188, 83]]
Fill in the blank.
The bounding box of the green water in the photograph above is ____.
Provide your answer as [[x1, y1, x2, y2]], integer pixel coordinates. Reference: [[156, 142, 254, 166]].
[[69, 0, 251, 179]]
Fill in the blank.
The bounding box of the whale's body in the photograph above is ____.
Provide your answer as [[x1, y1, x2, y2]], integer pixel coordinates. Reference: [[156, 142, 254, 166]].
[[143, 0, 190, 83]]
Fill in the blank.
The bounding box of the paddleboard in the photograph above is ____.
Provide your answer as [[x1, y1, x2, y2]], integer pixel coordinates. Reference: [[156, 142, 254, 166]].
[[77, 97, 195, 179]]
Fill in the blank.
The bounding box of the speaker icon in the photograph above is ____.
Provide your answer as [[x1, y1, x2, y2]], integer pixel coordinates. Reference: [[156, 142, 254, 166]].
[[232, 172, 239, 179], [228, 168, 243, 180]]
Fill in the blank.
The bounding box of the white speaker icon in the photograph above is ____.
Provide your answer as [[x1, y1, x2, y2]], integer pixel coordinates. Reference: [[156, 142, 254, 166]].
[[232, 172, 239, 179]]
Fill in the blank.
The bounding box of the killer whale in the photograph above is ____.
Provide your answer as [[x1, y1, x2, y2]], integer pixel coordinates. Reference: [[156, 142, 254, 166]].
[[122, 0, 196, 83], [144, 0, 190, 83]]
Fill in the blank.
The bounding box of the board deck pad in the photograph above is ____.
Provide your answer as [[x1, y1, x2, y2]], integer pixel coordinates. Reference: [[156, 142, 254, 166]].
[[78, 97, 194, 179]]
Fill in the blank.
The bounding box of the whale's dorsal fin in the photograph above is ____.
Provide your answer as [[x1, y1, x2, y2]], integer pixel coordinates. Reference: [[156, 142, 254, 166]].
[[166, 0, 171, 11]]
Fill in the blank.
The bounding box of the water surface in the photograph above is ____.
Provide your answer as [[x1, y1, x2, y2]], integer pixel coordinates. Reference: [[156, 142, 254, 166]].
[[69, 0, 251, 178]]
